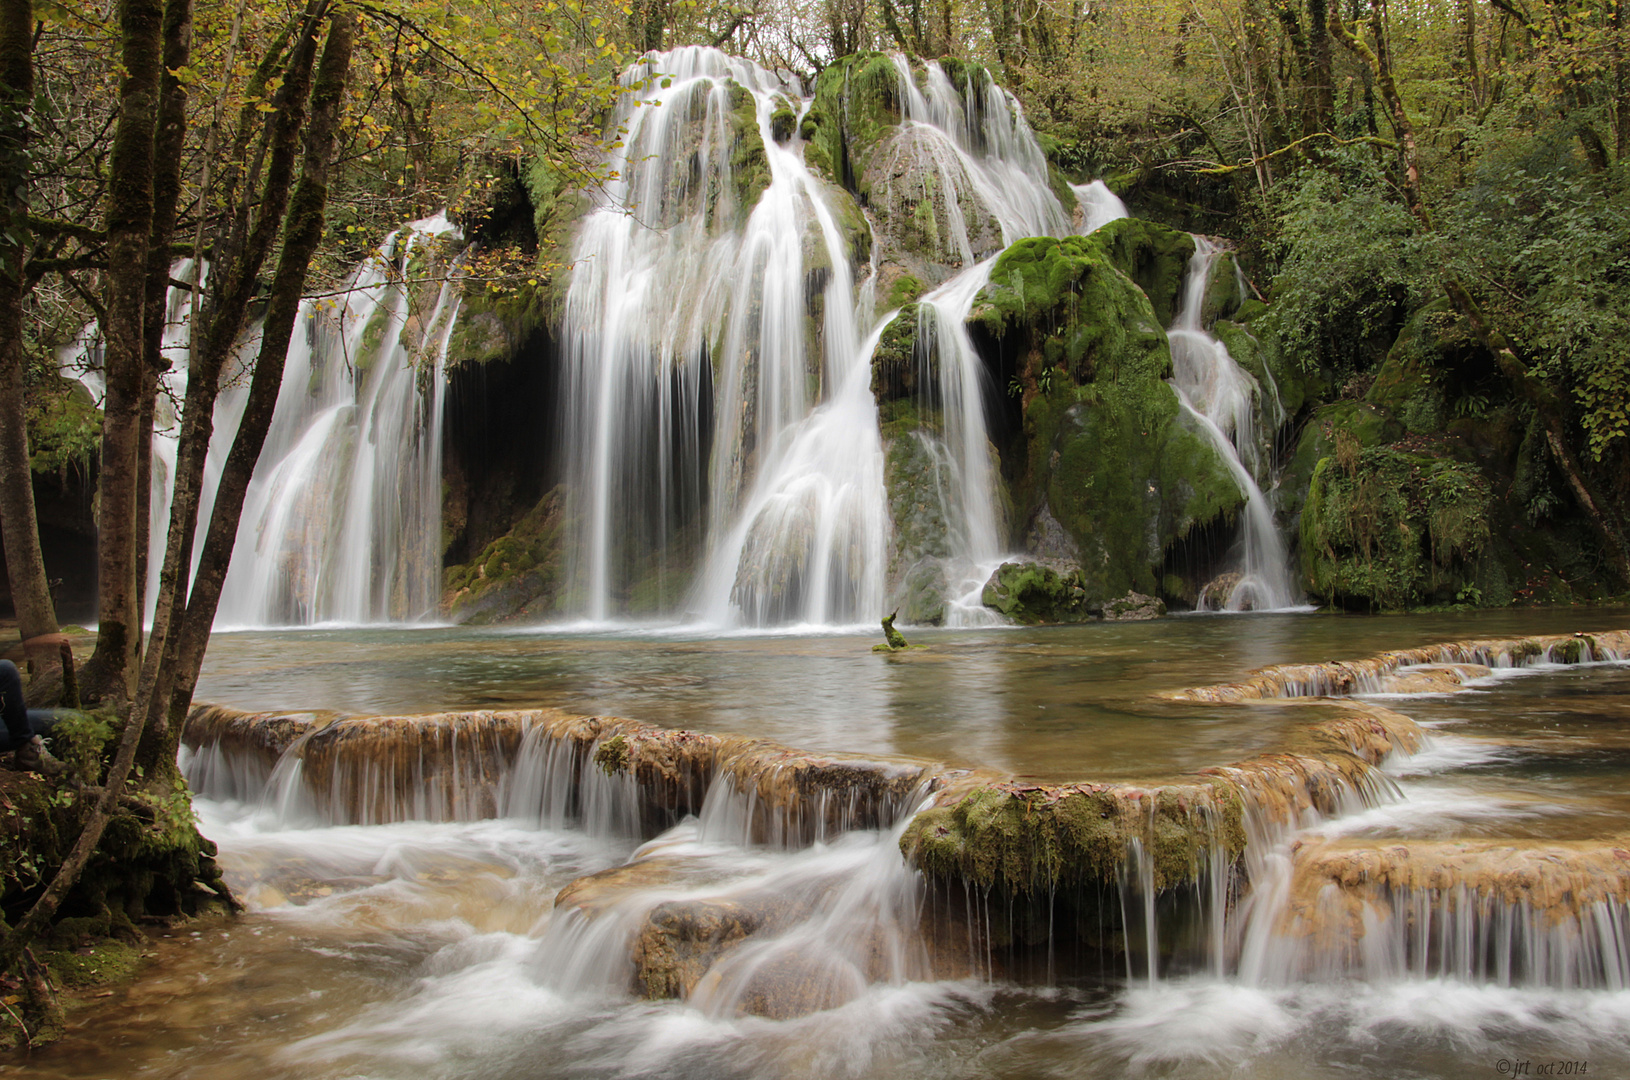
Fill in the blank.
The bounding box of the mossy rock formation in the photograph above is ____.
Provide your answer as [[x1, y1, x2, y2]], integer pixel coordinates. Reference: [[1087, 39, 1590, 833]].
[[980, 561, 1095, 624], [442, 486, 565, 624], [973, 234, 1244, 605], [1300, 444, 1493, 610]]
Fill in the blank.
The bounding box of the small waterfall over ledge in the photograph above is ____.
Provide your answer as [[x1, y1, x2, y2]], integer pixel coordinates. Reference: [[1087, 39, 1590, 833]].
[[1169, 238, 1298, 611]]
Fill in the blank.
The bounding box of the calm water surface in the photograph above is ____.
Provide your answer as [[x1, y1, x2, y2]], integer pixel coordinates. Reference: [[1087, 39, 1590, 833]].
[[194, 607, 1630, 781]]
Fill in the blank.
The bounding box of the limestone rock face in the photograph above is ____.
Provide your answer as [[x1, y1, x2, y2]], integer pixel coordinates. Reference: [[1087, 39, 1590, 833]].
[[441, 487, 564, 624]]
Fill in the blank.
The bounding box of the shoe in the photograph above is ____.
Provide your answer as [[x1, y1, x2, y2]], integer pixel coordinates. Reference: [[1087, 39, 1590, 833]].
[[13, 735, 65, 777]]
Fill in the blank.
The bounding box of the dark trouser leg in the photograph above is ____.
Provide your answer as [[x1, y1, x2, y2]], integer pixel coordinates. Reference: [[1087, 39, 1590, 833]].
[[1, 659, 29, 753]]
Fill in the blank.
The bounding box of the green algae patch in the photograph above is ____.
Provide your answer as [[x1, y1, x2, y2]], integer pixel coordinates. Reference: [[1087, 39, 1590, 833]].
[[902, 779, 1246, 895], [594, 734, 631, 777]]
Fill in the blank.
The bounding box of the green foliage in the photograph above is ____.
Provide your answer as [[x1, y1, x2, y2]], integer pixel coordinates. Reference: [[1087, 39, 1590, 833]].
[[1302, 446, 1492, 610], [1267, 167, 1428, 379], [1441, 128, 1630, 460], [25, 376, 100, 479], [46, 710, 116, 787]]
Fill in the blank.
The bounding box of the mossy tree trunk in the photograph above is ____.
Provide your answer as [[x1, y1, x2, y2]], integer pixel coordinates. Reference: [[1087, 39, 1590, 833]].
[[0, 0, 61, 655], [81, 0, 166, 706]]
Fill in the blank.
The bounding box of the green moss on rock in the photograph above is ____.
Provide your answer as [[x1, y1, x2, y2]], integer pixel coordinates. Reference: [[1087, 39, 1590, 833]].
[[870, 304, 923, 402], [1280, 401, 1402, 526], [443, 487, 566, 623], [810, 52, 902, 190], [727, 81, 772, 219], [974, 234, 1246, 605], [902, 779, 1245, 895], [1366, 298, 1453, 434], [980, 561, 1095, 623], [1085, 218, 1197, 327], [1301, 445, 1493, 609]]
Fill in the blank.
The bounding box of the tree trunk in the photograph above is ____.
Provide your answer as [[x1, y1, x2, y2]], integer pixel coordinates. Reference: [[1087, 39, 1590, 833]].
[[162, 8, 355, 765], [0, 0, 60, 651], [132, 0, 195, 632], [83, 0, 165, 704], [1307, 0, 1334, 131], [133, 1, 328, 773], [0, 5, 355, 980]]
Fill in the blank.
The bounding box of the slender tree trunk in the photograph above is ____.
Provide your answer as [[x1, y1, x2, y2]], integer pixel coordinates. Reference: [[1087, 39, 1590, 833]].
[[0, 6, 354, 980], [162, 8, 355, 763], [1307, 0, 1333, 131], [1616, 0, 1629, 158], [133, 1, 327, 773], [83, 0, 164, 704], [1457, 0, 1481, 108], [131, 0, 195, 632], [0, 0, 60, 651]]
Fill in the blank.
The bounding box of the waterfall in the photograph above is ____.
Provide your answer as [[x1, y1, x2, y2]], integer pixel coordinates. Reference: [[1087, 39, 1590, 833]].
[[558, 48, 1084, 627], [1168, 238, 1298, 611], [558, 48, 882, 625], [1070, 179, 1129, 234], [883, 57, 1074, 626], [217, 218, 459, 625], [60, 217, 460, 627]]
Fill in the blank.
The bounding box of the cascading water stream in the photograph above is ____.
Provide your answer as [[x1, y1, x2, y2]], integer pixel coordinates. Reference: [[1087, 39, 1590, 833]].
[[61, 217, 460, 627], [559, 48, 885, 626], [1168, 238, 1298, 611], [879, 56, 1085, 626], [218, 218, 460, 625]]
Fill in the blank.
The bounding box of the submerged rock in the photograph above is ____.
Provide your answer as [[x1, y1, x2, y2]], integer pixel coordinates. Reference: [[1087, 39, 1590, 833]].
[[1101, 591, 1165, 621]]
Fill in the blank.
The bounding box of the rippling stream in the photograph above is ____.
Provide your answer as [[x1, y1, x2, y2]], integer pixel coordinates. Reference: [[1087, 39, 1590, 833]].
[[21, 609, 1630, 1079]]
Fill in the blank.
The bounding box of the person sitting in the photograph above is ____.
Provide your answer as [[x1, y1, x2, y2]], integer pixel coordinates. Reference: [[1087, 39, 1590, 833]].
[[1, 658, 65, 775]]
